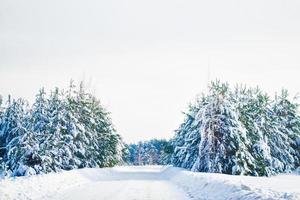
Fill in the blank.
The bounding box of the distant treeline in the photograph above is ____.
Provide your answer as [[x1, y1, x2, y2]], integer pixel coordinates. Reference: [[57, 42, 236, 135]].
[[123, 139, 173, 165], [0, 82, 124, 176]]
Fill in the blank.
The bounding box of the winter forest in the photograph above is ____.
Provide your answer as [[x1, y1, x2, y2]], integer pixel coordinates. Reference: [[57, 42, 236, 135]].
[[0, 82, 124, 176], [2, 0, 300, 198], [172, 81, 300, 176], [0, 81, 299, 177]]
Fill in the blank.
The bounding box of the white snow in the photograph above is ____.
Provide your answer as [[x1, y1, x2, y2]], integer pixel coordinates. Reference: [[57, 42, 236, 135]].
[[164, 167, 300, 200], [0, 166, 299, 200]]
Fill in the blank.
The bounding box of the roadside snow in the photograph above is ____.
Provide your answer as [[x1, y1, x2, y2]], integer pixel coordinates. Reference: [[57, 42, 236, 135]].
[[163, 167, 300, 200], [0, 168, 114, 199], [0, 166, 299, 200]]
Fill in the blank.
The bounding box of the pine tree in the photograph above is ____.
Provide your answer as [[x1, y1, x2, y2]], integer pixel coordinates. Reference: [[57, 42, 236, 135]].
[[192, 82, 255, 175], [0, 98, 35, 176], [27, 88, 49, 174], [0, 82, 125, 177], [233, 86, 273, 176], [172, 98, 203, 169], [271, 90, 300, 171], [66, 81, 91, 168], [173, 81, 300, 176]]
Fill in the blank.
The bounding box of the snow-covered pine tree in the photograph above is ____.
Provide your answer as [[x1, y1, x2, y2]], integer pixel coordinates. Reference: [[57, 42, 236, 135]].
[[233, 86, 273, 176], [0, 82, 124, 177], [42, 87, 67, 172], [25, 88, 50, 174], [192, 82, 255, 175], [174, 81, 300, 176], [72, 82, 96, 168], [271, 90, 300, 171], [0, 97, 35, 176], [68, 81, 123, 168], [172, 97, 205, 169], [13, 114, 39, 176], [0, 98, 11, 173], [59, 81, 87, 169], [97, 106, 123, 166], [172, 122, 188, 167]]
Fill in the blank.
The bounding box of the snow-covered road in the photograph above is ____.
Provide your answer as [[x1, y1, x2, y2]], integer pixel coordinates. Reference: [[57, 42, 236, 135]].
[[51, 166, 190, 200]]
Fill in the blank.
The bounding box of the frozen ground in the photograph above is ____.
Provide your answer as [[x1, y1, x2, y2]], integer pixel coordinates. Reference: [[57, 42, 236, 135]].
[[0, 166, 299, 200]]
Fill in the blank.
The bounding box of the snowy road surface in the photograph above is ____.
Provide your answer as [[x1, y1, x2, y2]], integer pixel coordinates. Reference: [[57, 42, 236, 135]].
[[51, 166, 190, 200], [0, 166, 299, 200], [54, 180, 188, 200]]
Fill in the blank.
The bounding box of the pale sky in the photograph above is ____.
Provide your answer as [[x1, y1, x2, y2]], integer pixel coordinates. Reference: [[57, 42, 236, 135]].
[[1, 0, 300, 143]]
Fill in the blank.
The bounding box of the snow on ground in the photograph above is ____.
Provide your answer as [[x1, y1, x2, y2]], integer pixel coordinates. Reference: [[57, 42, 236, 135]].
[[0, 166, 299, 200], [163, 167, 300, 200]]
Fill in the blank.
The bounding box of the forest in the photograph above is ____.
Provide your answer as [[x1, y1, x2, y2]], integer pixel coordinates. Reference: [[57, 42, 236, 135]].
[[128, 81, 300, 176], [0, 82, 124, 176], [0, 81, 299, 177]]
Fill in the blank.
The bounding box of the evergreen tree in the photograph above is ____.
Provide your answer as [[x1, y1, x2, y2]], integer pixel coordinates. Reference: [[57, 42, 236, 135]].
[[172, 81, 300, 176], [42, 88, 66, 172], [26, 88, 49, 174], [271, 90, 300, 170], [172, 99, 203, 169], [233, 87, 273, 176], [0, 98, 34, 176], [192, 82, 255, 175], [0, 82, 124, 177]]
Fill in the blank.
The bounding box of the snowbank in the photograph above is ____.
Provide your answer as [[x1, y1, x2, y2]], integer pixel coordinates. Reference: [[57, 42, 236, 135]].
[[0, 167, 115, 199], [163, 167, 300, 200]]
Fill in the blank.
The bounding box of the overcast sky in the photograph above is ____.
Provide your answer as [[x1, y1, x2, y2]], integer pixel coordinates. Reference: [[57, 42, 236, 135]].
[[1, 0, 300, 143]]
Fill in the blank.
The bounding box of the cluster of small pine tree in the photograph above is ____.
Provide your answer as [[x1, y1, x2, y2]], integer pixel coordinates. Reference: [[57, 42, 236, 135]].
[[0, 82, 124, 176], [124, 139, 173, 165], [172, 81, 300, 176]]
